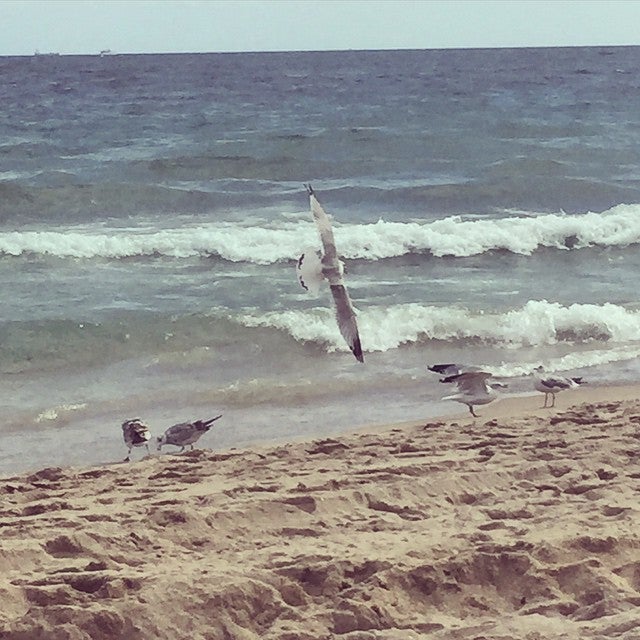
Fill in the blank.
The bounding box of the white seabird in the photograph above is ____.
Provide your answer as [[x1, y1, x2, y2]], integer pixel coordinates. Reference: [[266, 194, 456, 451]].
[[297, 184, 364, 362], [534, 366, 583, 407], [441, 371, 498, 417], [157, 415, 223, 453], [121, 418, 151, 462]]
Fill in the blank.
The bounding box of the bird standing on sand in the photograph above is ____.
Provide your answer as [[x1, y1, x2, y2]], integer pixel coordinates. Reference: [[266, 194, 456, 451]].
[[156, 415, 223, 453], [534, 366, 583, 407], [122, 418, 151, 462], [297, 185, 364, 363], [440, 371, 498, 417]]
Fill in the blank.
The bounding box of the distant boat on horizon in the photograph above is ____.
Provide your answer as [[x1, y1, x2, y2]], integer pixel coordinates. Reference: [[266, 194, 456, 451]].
[[33, 50, 60, 57], [99, 49, 116, 57]]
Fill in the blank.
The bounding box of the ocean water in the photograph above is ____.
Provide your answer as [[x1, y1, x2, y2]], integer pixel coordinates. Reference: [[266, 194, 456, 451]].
[[2, 46, 640, 474]]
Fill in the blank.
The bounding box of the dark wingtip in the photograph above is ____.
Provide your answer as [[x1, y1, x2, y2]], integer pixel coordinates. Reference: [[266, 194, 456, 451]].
[[304, 183, 314, 196], [428, 363, 456, 374], [352, 338, 364, 363]]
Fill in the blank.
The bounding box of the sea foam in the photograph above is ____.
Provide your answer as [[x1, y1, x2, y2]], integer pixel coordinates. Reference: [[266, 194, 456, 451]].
[[239, 299, 640, 353], [1, 204, 639, 262]]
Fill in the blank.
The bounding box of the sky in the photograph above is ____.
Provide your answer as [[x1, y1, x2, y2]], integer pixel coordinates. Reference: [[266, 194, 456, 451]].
[[1, 0, 640, 56]]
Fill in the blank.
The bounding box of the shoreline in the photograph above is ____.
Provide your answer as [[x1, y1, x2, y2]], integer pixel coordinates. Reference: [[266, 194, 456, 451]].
[[3, 380, 639, 481]]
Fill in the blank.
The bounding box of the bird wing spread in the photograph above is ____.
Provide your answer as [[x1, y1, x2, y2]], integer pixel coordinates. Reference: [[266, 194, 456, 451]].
[[330, 284, 363, 363], [309, 190, 342, 284], [306, 186, 363, 362], [452, 372, 492, 394]]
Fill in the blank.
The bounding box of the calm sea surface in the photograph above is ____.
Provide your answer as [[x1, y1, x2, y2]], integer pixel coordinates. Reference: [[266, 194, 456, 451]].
[[2, 47, 640, 473]]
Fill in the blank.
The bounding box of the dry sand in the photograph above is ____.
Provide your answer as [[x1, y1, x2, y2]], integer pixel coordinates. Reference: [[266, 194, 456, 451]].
[[1, 385, 640, 639]]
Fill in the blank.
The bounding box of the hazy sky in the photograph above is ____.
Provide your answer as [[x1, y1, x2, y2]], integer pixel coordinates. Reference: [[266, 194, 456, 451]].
[[1, 0, 639, 56]]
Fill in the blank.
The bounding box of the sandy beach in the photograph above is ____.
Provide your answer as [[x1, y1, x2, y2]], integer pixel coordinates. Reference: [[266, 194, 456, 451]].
[[2, 384, 640, 640]]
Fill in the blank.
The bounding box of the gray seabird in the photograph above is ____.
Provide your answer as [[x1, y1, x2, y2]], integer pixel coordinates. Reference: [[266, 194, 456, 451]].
[[441, 371, 498, 417], [297, 184, 364, 363], [121, 418, 151, 462], [156, 415, 223, 452], [534, 366, 583, 407]]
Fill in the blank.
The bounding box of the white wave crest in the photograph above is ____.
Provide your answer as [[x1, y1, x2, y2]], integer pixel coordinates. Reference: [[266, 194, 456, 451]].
[[490, 347, 640, 378], [337, 203, 640, 259], [0, 223, 318, 263], [2, 203, 640, 262], [35, 402, 88, 424], [239, 300, 640, 353]]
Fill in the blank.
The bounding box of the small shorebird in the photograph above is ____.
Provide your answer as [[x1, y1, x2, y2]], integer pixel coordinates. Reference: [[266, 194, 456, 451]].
[[534, 366, 583, 407], [156, 415, 223, 453], [121, 418, 151, 462], [441, 371, 498, 417], [297, 185, 364, 363]]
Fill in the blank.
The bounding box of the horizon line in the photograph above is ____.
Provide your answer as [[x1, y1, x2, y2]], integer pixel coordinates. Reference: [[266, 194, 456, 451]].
[[3, 42, 639, 58]]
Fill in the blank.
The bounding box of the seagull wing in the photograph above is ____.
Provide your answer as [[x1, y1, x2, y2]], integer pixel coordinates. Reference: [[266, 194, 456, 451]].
[[306, 185, 363, 363], [132, 424, 151, 444], [429, 363, 482, 379], [164, 421, 195, 444], [452, 371, 493, 394], [541, 376, 573, 390], [428, 363, 461, 376], [308, 187, 341, 276], [122, 419, 150, 445], [329, 284, 364, 362]]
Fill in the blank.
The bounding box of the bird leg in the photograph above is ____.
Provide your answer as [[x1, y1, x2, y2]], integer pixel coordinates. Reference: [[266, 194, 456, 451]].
[[467, 404, 479, 417]]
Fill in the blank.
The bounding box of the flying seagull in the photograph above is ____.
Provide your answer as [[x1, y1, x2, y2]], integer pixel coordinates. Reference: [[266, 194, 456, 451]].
[[297, 184, 363, 362], [121, 418, 151, 462], [441, 371, 498, 417], [534, 366, 583, 407], [157, 415, 223, 453]]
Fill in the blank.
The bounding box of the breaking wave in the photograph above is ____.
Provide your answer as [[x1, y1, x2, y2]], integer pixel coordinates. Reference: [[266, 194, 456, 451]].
[[239, 299, 640, 353], [1, 203, 640, 262]]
